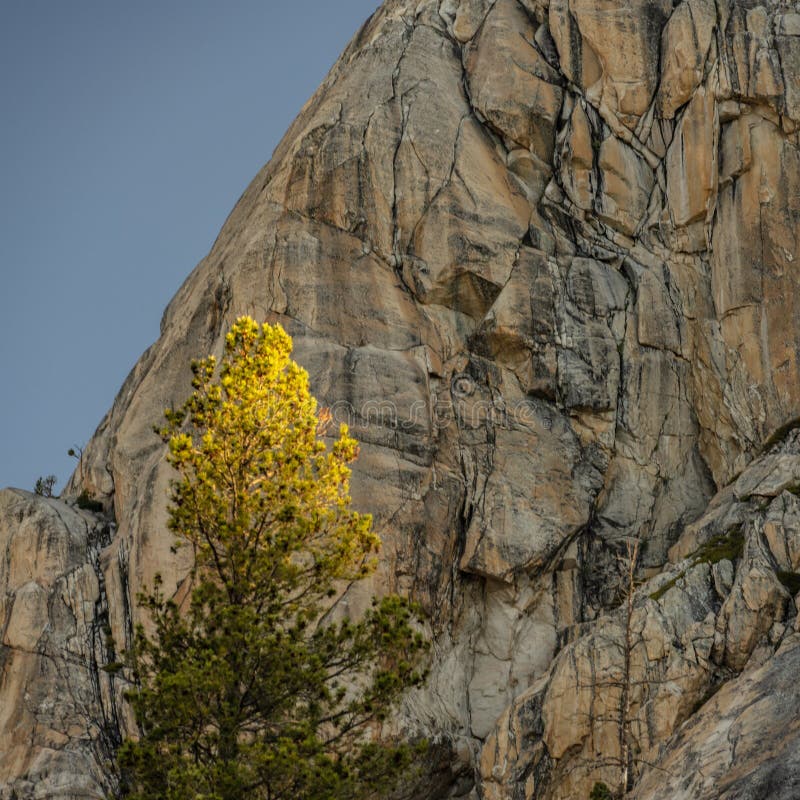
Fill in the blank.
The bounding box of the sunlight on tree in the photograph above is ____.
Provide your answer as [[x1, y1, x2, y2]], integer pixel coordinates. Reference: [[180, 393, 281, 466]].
[[116, 317, 427, 800]]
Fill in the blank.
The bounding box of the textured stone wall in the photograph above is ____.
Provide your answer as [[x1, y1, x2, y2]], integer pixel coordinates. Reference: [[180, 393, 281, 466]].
[[2, 0, 800, 797]]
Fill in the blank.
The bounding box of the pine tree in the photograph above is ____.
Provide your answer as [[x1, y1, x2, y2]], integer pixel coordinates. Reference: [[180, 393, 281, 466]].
[[116, 317, 427, 800]]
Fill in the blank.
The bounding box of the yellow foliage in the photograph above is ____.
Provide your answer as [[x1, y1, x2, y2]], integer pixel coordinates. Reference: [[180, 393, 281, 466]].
[[157, 316, 380, 610]]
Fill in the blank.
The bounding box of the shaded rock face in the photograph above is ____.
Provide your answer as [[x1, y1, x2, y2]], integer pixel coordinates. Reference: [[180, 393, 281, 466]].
[[3, 0, 800, 797]]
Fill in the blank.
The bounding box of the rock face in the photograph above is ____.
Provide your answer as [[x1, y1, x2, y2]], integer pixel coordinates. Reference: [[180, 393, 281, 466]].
[[2, 0, 800, 797], [0, 491, 120, 799], [479, 432, 800, 798]]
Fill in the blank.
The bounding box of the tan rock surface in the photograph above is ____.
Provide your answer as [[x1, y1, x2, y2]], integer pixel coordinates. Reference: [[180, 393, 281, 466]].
[[657, 0, 716, 119], [633, 633, 800, 800], [549, 0, 672, 128], [3, 0, 800, 797], [480, 436, 800, 798], [0, 490, 119, 799], [466, 0, 563, 163]]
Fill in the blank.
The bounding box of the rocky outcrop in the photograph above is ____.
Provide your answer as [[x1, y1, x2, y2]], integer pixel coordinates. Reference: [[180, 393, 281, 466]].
[[0, 491, 121, 799], [633, 633, 800, 800], [478, 432, 800, 798], [2, 0, 800, 797]]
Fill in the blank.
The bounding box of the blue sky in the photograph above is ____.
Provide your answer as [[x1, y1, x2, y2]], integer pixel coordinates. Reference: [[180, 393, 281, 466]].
[[0, 1, 379, 492]]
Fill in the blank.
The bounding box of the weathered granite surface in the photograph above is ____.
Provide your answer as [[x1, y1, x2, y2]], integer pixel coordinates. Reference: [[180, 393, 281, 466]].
[[2, 0, 800, 796], [479, 432, 800, 798], [0, 491, 119, 799]]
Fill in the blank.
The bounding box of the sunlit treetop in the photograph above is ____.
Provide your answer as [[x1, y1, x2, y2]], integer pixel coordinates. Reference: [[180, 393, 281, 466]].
[[157, 316, 381, 614]]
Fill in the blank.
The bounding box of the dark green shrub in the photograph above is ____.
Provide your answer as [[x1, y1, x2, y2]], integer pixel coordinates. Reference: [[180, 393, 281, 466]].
[[76, 490, 103, 513], [692, 526, 744, 564], [590, 781, 614, 800], [777, 570, 800, 595]]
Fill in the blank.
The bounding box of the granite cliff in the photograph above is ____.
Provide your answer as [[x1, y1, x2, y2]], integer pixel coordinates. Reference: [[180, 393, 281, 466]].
[[3, 0, 800, 797]]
